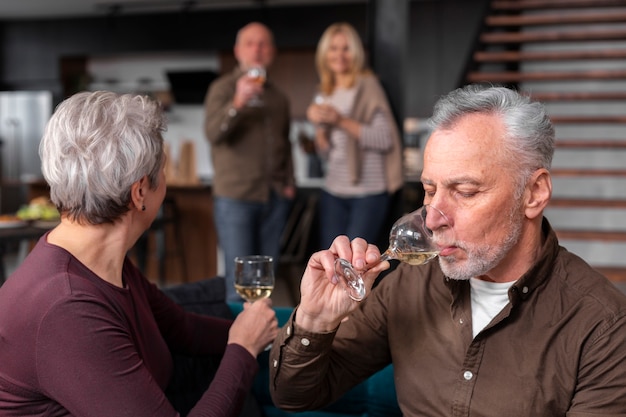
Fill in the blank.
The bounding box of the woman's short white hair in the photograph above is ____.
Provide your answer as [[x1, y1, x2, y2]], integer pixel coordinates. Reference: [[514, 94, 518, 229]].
[[40, 90, 166, 224]]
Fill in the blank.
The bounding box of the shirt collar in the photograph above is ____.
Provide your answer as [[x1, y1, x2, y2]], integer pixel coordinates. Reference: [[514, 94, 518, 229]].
[[444, 217, 560, 304], [508, 217, 560, 304]]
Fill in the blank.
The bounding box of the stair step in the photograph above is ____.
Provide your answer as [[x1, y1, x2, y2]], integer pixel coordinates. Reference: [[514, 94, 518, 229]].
[[467, 70, 626, 83], [550, 115, 626, 123], [556, 140, 626, 148], [529, 91, 626, 101], [487, 11, 626, 26], [551, 168, 626, 177], [549, 198, 626, 208], [481, 29, 626, 44], [475, 49, 626, 62], [556, 229, 626, 242], [477, 0, 626, 276], [595, 267, 626, 281], [493, 0, 626, 11]]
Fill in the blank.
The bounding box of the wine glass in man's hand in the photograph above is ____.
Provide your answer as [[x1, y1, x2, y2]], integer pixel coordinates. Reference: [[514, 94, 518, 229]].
[[334, 205, 454, 301]]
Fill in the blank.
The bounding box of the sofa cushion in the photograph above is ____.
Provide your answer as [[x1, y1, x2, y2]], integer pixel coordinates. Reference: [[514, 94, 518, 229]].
[[163, 276, 233, 318]]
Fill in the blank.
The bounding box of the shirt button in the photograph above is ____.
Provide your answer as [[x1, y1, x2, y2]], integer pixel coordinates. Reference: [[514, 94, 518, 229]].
[[522, 286, 529, 294], [273, 359, 278, 368], [463, 371, 473, 380], [300, 338, 310, 346], [228, 107, 237, 117], [459, 318, 464, 325]]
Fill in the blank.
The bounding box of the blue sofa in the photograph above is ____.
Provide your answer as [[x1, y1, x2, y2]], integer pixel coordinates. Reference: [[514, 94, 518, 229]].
[[164, 277, 401, 417], [229, 303, 401, 417]]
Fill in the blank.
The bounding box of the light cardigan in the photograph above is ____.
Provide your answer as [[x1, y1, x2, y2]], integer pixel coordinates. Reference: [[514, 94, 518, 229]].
[[346, 74, 404, 193]]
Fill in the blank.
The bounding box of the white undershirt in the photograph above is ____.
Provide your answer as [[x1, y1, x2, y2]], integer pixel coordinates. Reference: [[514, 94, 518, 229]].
[[469, 278, 515, 338]]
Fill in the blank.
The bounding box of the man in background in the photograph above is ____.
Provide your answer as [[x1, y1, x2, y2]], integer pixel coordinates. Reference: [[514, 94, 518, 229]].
[[204, 22, 295, 302]]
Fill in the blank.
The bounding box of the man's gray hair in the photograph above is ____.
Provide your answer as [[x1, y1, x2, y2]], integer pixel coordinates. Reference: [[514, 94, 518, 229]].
[[429, 84, 555, 197]]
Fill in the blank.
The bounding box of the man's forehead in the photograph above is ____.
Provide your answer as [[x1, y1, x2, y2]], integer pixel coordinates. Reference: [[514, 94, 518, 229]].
[[422, 114, 507, 185], [427, 115, 504, 157], [239, 25, 271, 43]]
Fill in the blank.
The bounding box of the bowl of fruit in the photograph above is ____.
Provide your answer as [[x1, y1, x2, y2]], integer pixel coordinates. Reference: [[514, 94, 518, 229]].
[[16, 197, 60, 228]]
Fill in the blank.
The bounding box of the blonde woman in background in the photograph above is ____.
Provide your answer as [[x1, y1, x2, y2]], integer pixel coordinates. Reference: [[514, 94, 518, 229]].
[[307, 22, 403, 250]]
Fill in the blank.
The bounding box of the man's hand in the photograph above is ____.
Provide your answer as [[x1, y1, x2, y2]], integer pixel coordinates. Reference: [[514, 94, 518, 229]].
[[295, 236, 388, 333], [232, 73, 264, 109]]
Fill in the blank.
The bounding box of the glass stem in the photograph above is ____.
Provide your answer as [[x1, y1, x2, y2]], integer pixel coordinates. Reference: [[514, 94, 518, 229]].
[[361, 250, 393, 274]]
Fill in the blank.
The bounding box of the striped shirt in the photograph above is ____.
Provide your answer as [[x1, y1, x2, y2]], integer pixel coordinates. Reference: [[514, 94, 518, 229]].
[[321, 86, 393, 197]]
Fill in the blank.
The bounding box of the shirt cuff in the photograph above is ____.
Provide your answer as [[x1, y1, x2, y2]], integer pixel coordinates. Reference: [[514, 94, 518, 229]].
[[220, 107, 238, 132], [279, 308, 337, 355]]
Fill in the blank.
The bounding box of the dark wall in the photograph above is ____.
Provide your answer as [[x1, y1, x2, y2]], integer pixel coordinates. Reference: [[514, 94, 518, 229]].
[[0, 0, 488, 118], [0, 5, 368, 103], [407, 0, 490, 117]]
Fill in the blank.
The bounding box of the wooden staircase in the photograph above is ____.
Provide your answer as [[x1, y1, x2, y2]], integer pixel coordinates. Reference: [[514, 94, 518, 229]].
[[465, 0, 626, 281]]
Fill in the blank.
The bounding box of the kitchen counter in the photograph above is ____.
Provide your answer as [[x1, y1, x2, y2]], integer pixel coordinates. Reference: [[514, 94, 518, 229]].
[[25, 179, 218, 285]]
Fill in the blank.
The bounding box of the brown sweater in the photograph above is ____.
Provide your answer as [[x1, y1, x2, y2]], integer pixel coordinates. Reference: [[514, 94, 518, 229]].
[[347, 74, 404, 193], [204, 68, 294, 202]]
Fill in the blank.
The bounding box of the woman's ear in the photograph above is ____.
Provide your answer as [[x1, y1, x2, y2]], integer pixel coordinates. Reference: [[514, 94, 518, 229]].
[[525, 168, 552, 220], [130, 176, 147, 211]]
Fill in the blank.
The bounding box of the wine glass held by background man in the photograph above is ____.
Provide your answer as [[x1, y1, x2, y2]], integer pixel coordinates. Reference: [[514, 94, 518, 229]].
[[0, 91, 278, 417], [204, 21, 295, 303], [269, 84, 626, 416]]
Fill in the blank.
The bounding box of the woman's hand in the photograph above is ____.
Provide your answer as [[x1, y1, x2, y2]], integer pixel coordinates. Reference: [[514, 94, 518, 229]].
[[307, 103, 342, 126], [314, 128, 331, 153], [306, 103, 324, 125], [295, 236, 388, 333], [228, 298, 278, 356]]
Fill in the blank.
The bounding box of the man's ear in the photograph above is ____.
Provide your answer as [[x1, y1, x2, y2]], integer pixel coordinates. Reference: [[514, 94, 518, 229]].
[[525, 168, 552, 220]]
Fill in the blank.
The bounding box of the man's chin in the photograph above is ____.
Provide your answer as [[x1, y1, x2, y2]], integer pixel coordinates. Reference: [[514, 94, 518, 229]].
[[438, 256, 472, 281]]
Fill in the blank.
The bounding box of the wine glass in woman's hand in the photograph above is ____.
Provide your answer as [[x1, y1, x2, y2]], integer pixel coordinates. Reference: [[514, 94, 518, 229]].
[[234, 255, 274, 302]]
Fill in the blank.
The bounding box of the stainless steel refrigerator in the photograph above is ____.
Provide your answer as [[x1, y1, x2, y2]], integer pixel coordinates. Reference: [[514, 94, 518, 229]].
[[0, 91, 53, 212]]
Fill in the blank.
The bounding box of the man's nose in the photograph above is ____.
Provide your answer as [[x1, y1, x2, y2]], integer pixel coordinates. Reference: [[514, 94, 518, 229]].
[[424, 204, 451, 231]]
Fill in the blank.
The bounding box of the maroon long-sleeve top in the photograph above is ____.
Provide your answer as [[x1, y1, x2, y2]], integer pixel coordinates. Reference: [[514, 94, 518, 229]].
[[0, 234, 258, 416]]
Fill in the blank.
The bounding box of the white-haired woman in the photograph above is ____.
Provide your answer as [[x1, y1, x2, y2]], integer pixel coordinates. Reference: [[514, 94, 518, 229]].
[[0, 91, 277, 417]]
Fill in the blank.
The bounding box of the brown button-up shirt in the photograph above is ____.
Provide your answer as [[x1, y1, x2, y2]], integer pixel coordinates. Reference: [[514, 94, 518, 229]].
[[270, 219, 626, 416], [204, 68, 294, 202]]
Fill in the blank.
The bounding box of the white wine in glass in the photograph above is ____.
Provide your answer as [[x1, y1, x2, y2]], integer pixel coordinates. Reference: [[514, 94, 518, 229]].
[[246, 66, 266, 107], [334, 205, 453, 301], [234, 255, 274, 303]]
